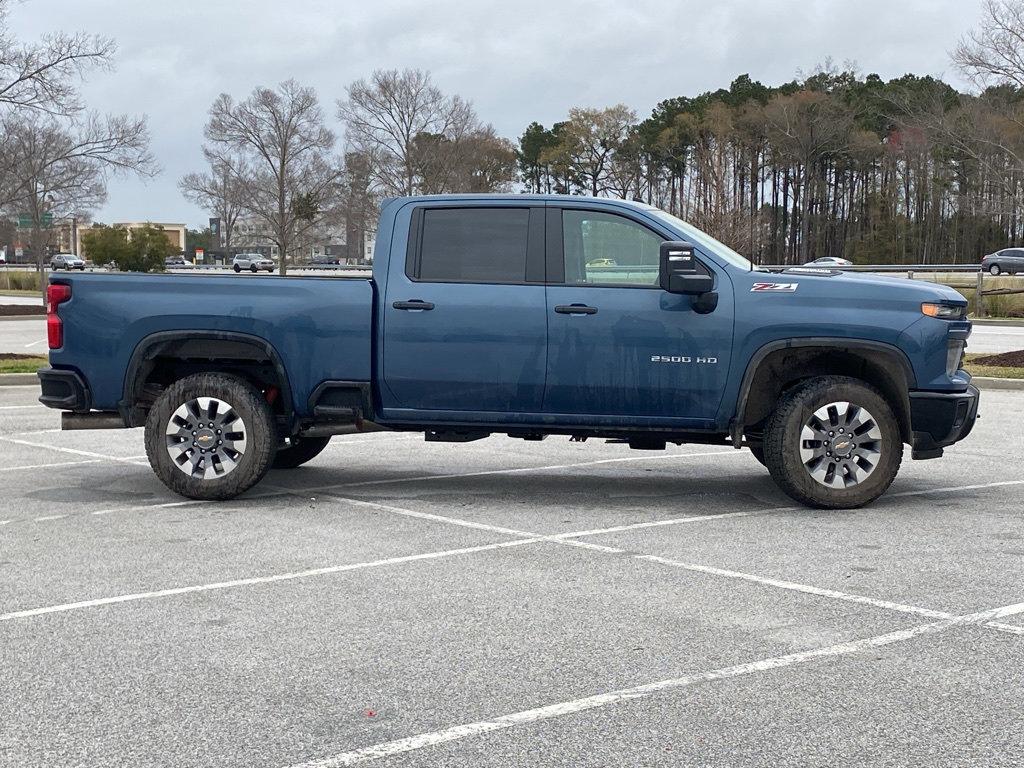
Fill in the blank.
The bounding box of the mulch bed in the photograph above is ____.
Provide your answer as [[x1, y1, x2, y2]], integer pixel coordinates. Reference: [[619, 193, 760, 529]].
[[0, 305, 45, 316], [970, 349, 1024, 367]]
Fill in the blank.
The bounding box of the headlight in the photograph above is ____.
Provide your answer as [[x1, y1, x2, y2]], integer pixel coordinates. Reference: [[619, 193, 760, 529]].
[[922, 302, 967, 320]]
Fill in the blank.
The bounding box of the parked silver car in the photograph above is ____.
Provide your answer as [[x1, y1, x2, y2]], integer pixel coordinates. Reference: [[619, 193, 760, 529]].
[[50, 253, 86, 270], [805, 256, 853, 268], [232, 253, 275, 273], [981, 248, 1024, 275]]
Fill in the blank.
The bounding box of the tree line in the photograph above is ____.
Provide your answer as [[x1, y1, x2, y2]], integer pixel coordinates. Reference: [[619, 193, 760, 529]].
[[8, 0, 1024, 274]]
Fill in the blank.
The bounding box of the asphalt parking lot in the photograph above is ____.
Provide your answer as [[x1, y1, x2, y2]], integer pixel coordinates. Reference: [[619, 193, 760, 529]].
[[1, 383, 1022, 766]]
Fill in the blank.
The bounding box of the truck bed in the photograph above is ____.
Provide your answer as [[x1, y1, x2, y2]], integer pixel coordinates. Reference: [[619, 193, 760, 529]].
[[49, 272, 375, 416]]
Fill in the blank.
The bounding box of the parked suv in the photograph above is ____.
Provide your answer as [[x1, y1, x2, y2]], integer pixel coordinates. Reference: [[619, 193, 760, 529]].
[[981, 248, 1024, 275], [232, 254, 275, 273], [50, 254, 85, 271]]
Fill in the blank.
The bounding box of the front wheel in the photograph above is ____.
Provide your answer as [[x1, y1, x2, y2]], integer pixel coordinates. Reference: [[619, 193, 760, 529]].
[[144, 373, 277, 500], [251, 265, 258, 273], [273, 436, 330, 468], [763, 376, 902, 509], [989, 264, 1002, 276]]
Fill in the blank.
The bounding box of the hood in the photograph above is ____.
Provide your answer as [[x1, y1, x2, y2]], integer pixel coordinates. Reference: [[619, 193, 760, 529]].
[[775, 268, 967, 303]]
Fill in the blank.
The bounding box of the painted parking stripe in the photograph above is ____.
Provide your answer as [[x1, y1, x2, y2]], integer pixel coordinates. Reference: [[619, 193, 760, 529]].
[[635, 554, 1024, 636], [0, 536, 545, 622], [0, 458, 103, 473], [0, 436, 150, 466], [326, 495, 1024, 636], [300, 449, 746, 493], [295, 599, 1024, 767]]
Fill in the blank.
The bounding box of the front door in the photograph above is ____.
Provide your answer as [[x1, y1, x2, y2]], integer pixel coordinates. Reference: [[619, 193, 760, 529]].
[[381, 204, 548, 414], [543, 207, 734, 423]]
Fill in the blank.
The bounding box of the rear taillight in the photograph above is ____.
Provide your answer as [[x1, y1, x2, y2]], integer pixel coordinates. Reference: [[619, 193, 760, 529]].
[[47, 283, 71, 349]]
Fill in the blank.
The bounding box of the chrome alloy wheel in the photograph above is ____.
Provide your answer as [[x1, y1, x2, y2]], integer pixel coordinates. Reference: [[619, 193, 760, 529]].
[[165, 397, 248, 480], [799, 401, 882, 489]]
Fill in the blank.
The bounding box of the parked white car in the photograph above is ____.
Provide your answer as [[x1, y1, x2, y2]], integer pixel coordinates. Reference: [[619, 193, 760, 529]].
[[232, 253, 275, 273]]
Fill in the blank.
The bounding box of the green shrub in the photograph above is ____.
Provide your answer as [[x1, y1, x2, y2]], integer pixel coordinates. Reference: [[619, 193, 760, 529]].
[[82, 223, 172, 272], [0, 271, 44, 291]]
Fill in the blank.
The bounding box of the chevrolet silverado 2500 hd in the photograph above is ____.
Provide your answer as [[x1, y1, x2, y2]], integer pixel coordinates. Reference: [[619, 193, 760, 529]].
[[37, 195, 979, 508]]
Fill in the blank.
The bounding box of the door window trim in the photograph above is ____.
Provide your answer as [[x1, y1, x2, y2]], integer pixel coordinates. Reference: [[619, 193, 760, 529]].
[[404, 204, 545, 286]]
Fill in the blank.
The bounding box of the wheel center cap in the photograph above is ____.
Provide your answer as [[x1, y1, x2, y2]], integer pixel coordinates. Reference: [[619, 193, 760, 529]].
[[196, 429, 216, 447], [833, 438, 853, 454]]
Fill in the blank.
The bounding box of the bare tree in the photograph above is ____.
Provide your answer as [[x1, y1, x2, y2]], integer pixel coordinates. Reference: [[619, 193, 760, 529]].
[[205, 80, 341, 274], [178, 149, 248, 252], [2, 111, 155, 301], [953, 0, 1024, 88], [540, 105, 637, 196], [0, 0, 116, 116], [338, 68, 485, 195]]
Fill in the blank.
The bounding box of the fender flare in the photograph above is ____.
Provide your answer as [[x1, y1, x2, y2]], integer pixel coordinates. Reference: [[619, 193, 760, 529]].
[[731, 337, 917, 444], [119, 330, 293, 422]]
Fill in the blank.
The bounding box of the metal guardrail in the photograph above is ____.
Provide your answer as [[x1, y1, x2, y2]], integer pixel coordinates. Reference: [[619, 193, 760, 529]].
[[762, 263, 983, 274]]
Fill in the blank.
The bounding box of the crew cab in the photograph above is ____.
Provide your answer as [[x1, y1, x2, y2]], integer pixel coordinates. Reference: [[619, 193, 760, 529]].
[[38, 195, 979, 508]]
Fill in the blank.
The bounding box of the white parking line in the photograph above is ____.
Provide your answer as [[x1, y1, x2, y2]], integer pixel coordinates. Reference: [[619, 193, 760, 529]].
[[304, 449, 746, 492], [0, 436, 149, 466], [0, 404, 44, 410], [0, 458, 102, 473], [33, 514, 66, 522], [0, 536, 544, 622], [635, 554, 1024, 636], [324, 493, 1024, 637], [295, 599, 1024, 767]]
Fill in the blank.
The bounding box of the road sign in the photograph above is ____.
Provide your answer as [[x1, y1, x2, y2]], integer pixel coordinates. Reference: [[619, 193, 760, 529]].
[[17, 213, 54, 228]]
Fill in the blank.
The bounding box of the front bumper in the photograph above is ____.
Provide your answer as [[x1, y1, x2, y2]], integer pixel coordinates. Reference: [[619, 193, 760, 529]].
[[37, 367, 91, 412], [909, 385, 979, 459]]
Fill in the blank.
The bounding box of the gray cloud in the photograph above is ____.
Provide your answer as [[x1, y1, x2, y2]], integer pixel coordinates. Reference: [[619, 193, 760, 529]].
[[8, 0, 980, 227]]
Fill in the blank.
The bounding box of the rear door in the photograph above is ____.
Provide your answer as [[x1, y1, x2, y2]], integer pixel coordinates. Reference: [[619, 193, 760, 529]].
[[381, 203, 548, 414]]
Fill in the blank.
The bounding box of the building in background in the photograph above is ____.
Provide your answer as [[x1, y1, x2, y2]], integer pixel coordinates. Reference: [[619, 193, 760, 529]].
[[73, 221, 187, 260]]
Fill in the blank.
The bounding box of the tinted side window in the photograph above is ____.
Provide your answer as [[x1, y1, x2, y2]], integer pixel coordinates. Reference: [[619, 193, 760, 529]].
[[417, 208, 529, 283], [562, 210, 662, 286]]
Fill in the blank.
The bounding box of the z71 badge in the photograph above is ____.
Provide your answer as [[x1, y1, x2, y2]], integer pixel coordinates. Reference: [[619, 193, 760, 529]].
[[751, 282, 798, 292]]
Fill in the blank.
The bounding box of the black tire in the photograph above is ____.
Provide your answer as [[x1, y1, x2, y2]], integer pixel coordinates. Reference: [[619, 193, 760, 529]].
[[250, 265, 258, 273], [233, 264, 241, 273], [272, 436, 330, 468], [762, 375, 903, 509], [144, 373, 277, 500], [989, 264, 1001, 276], [748, 442, 767, 467]]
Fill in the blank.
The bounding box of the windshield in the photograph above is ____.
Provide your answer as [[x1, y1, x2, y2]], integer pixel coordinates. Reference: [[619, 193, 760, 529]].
[[643, 208, 753, 271]]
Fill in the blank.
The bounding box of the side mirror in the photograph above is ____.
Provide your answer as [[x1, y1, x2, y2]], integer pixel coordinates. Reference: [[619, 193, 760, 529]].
[[659, 240, 718, 313], [659, 241, 713, 295]]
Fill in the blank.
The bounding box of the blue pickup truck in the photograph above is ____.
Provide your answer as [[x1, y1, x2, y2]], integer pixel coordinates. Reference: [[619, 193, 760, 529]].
[[38, 195, 979, 508]]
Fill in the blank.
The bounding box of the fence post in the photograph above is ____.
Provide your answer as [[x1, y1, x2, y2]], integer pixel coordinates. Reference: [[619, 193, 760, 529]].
[[975, 270, 984, 319], [907, 270, 914, 280]]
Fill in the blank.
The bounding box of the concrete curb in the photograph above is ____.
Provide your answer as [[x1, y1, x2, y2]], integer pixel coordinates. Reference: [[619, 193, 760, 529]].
[[0, 373, 39, 386], [0, 314, 44, 321], [972, 376, 1024, 391]]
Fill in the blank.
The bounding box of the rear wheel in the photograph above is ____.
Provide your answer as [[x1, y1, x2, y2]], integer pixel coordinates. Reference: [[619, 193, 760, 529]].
[[990, 264, 1002, 276], [233, 264, 241, 273], [273, 436, 330, 468], [763, 376, 902, 509], [144, 373, 277, 500]]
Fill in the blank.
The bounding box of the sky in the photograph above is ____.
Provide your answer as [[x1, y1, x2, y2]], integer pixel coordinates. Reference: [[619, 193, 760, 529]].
[[7, 0, 985, 229]]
